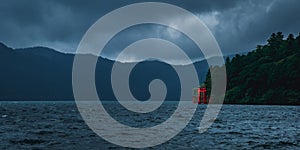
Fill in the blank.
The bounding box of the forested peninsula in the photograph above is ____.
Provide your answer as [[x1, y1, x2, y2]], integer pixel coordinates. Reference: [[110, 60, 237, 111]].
[[205, 32, 300, 105]]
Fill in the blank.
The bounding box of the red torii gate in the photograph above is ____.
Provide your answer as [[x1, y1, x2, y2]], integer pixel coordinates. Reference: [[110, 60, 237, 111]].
[[193, 87, 207, 104]]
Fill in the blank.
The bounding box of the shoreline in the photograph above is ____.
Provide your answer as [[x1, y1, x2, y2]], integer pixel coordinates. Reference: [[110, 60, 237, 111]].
[[0, 100, 299, 106]]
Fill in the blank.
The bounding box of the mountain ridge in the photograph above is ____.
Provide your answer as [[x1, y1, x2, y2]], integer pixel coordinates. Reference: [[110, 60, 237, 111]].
[[0, 42, 210, 101], [0, 42, 238, 66]]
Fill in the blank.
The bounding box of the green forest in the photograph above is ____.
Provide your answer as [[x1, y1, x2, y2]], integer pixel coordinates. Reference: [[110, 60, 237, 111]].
[[205, 32, 300, 105]]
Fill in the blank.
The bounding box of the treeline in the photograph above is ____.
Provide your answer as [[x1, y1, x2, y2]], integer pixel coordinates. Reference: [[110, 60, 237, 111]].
[[205, 32, 300, 105]]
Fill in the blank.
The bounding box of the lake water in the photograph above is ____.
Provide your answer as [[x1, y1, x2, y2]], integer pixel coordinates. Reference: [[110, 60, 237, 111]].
[[0, 101, 299, 149]]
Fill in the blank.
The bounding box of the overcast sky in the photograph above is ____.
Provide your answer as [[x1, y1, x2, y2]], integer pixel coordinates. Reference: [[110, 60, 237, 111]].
[[1, 0, 300, 63]]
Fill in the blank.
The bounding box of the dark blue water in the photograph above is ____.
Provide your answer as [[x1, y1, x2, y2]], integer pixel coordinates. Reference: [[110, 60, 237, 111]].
[[0, 101, 299, 149]]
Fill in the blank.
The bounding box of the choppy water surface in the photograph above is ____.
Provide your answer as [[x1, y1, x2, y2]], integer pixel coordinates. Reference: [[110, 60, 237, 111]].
[[0, 101, 299, 149]]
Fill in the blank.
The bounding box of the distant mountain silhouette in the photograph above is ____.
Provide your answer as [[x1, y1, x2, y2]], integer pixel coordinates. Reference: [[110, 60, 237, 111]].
[[0, 42, 210, 101]]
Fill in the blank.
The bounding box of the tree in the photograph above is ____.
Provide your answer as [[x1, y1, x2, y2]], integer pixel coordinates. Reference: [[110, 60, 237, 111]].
[[296, 33, 300, 53], [204, 69, 211, 97], [206, 32, 300, 105], [286, 34, 295, 55], [267, 32, 284, 48]]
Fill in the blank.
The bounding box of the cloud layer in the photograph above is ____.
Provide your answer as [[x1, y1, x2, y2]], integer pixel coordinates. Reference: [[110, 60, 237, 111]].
[[1, 0, 299, 63]]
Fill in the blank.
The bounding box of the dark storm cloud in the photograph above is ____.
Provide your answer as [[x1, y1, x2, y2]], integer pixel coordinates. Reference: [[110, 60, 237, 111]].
[[0, 0, 101, 51], [0, 0, 240, 52], [0, 0, 299, 61], [212, 0, 300, 54]]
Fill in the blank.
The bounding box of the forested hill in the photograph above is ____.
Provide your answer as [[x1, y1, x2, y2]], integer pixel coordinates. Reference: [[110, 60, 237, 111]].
[[205, 32, 300, 105]]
